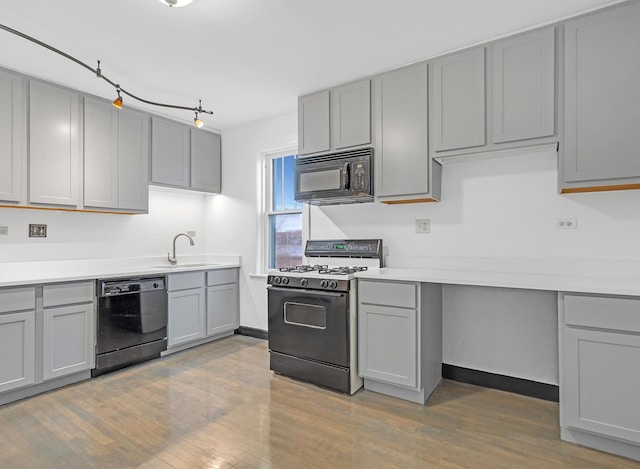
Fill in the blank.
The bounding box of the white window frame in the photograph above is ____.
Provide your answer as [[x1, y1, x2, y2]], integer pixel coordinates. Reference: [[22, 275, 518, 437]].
[[257, 146, 305, 274]]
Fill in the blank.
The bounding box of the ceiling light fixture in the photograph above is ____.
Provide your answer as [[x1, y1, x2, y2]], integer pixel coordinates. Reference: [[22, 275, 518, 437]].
[[158, 0, 195, 7], [112, 85, 123, 109], [0, 23, 213, 127]]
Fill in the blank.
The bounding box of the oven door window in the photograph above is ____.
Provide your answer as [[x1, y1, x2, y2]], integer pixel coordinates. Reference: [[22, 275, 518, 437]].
[[284, 302, 326, 329]]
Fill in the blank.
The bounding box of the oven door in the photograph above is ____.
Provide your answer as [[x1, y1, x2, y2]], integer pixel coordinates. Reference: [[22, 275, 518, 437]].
[[268, 286, 349, 367]]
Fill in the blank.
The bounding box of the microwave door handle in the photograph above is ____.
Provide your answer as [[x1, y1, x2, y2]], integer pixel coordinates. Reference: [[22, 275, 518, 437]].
[[343, 162, 351, 190]]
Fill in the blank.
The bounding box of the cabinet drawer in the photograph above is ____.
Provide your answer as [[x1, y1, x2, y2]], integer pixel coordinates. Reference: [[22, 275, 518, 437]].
[[564, 294, 640, 333], [207, 269, 237, 286], [359, 280, 416, 308], [168, 271, 205, 291], [43, 281, 94, 307], [0, 287, 36, 313]]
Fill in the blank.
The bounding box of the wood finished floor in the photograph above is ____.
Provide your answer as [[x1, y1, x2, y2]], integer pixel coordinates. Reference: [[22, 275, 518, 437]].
[[0, 336, 636, 469]]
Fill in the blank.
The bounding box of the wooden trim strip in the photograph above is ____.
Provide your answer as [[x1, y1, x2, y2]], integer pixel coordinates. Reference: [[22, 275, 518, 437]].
[[0, 204, 142, 215], [561, 183, 640, 194], [380, 198, 438, 205]]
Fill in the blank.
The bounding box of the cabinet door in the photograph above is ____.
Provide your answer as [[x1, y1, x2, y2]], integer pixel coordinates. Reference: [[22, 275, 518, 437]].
[[332, 79, 371, 150], [206, 283, 238, 336], [564, 2, 640, 184], [29, 81, 80, 206], [168, 288, 205, 347], [298, 90, 330, 155], [118, 108, 150, 211], [564, 327, 640, 444], [432, 48, 486, 152], [358, 303, 417, 388], [0, 70, 24, 203], [493, 28, 555, 143], [151, 117, 190, 187], [84, 97, 118, 208], [42, 303, 94, 381], [374, 63, 429, 198], [191, 129, 221, 193], [0, 311, 35, 393]]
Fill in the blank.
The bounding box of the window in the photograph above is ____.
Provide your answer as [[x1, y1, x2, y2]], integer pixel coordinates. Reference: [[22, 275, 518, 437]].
[[265, 151, 303, 270]]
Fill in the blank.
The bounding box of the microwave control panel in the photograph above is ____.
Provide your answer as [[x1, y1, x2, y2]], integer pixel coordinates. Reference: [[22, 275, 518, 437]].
[[351, 160, 370, 192]]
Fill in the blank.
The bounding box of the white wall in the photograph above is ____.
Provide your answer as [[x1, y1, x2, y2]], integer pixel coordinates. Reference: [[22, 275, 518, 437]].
[[206, 112, 298, 331], [216, 113, 640, 384], [0, 186, 210, 262]]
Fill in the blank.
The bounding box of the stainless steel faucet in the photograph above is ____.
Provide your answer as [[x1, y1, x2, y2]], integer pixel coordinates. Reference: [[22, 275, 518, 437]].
[[168, 233, 195, 265]]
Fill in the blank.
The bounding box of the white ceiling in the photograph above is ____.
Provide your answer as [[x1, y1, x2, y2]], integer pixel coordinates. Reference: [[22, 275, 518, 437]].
[[0, 0, 623, 131]]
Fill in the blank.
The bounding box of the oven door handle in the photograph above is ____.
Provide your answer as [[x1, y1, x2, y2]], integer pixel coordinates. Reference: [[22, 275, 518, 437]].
[[268, 286, 346, 298]]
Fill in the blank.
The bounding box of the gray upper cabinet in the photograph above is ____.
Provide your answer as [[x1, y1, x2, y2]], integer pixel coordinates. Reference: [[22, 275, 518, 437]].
[[493, 28, 555, 144], [151, 117, 221, 193], [432, 48, 486, 152], [331, 80, 371, 150], [298, 90, 330, 155], [374, 63, 441, 203], [29, 81, 80, 207], [117, 107, 150, 211], [298, 79, 371, 157], [191, 129, 221, 193], [561, 2, 640, 192], [151, 117, 190, 188], [0, 70, 24, 204], [84, 97, 149, 212]]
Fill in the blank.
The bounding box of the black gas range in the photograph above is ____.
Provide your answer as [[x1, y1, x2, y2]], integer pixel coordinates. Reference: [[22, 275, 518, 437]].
[[267, 239, 383, 394]]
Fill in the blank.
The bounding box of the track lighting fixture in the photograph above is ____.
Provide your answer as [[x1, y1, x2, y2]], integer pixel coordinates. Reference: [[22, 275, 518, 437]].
[[112, 86, 123, 109], [0, 23, 213, 127]]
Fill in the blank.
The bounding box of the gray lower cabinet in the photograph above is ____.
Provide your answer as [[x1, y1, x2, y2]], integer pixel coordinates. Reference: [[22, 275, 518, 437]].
[[0, 69, 25, 204], [560, 293, 640, 461], [84, 97, 149, 212], [42, 282, 95, 381], [0, 287, 36, 393], [373, 62, 441, 203], [151, 117, 222, 193], [167, 269, 239, 350], [561, 2, 640, 193], [298, 79, 371, 157], [206, 269, 239, 336], [167, 272, 206, 347], [358, 279, 442, 404], [28, 80, 81, 207]]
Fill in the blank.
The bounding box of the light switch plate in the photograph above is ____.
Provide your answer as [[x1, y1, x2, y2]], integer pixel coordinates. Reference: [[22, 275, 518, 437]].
[[29, 224, 47, 238], [0, 226, 8, 236]]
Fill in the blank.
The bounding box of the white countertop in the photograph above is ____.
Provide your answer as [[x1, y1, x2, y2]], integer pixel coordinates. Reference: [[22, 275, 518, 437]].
[[0, 255, 241, 288], [355, 257, 640, 297]]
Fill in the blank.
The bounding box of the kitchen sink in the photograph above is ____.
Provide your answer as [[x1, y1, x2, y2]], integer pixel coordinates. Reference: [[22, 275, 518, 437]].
[[147, 263, 219, 269]]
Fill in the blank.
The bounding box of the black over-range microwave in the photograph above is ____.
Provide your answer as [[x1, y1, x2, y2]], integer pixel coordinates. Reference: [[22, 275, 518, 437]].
[[294, 148, 373, 205]]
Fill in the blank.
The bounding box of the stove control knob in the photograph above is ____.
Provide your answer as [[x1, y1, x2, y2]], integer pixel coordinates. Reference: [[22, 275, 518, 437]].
[[329, 280, 338, 289], [282, 277, 289, 285], [320, 279, 329, 288], [301, 278, 308, 287], [274, 276, 282, 284]]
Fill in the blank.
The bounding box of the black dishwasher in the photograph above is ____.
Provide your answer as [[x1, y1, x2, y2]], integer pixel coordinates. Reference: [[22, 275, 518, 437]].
[[93, 277, 168, 377]]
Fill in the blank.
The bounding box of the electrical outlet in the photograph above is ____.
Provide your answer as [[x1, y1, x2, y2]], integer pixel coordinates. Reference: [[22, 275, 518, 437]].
[[415, 219, 430, 234], [187, 230, 196, 237], [0, 226, 8, 236], [556, 218, 577, 230], [29, 224, 47, 238]]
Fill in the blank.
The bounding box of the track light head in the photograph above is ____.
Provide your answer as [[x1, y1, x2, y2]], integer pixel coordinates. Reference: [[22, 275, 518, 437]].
[[194, 112, 204, 128], [112, 86, 123, 109]]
